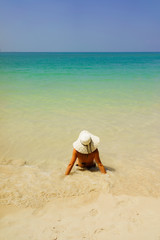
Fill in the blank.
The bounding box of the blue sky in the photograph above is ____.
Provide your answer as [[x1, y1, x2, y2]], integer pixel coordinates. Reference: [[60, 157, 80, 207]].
[[0, 0, 160, 52]]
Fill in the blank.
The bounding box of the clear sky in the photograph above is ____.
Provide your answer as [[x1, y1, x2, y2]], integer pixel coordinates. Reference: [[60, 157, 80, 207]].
[[0, 0, 160, 52]]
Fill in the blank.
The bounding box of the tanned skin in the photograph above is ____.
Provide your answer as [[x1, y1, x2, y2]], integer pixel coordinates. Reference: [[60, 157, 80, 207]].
[[65, 149, 106, 175]]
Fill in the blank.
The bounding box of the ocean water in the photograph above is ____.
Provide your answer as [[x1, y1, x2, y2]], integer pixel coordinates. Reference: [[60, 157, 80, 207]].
[[0, 52, 160, 207]]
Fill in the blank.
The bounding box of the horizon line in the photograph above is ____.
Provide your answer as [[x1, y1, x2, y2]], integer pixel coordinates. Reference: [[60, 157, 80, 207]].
[[0, 51, 160, 53]]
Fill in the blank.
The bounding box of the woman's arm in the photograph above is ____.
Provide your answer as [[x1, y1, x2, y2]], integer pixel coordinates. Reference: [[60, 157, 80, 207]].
[[94, 149, 106, 174], [65, 149, 77, 175]]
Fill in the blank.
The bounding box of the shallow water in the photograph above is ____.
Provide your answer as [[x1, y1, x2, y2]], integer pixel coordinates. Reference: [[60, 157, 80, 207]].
[[0, 52, 160, 207]]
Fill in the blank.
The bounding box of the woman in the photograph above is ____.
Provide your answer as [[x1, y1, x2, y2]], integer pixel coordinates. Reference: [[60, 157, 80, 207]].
[[65, 130, 106, 175]]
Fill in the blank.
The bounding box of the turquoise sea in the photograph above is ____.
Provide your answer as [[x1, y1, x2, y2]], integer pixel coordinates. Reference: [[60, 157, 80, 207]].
[[0, 52, 160, 207]]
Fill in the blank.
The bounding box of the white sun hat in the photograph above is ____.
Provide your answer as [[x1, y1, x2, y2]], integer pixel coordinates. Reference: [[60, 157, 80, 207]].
[[73, 130, 100, 154]]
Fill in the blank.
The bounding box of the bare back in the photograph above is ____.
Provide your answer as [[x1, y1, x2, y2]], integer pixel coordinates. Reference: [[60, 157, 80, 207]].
[[65, 148, 106, 175], [76, 150, 97, 167]]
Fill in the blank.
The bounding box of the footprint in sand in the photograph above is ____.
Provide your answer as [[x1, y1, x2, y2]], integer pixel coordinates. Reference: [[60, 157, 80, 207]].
[[89, 209, 98, 216], [51, 226, 59, 239], [94, 228, 106, 239]]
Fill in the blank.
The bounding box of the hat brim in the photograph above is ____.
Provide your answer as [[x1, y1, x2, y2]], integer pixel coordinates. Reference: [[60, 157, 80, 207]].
[[73, 133, 100, 154]]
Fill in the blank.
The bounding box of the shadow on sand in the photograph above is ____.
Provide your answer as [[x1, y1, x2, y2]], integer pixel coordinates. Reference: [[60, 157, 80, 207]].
[[77, 165, 116, 173]]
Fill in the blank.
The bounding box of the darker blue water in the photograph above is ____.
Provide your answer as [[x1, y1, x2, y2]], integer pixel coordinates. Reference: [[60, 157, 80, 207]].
[[1, 52, 160, 77], [0, 52, 160, 108]]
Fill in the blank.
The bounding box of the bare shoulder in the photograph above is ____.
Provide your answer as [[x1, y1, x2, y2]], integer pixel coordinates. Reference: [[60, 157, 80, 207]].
[[73, 148, 78, 155], [94, 149, 99, 154]]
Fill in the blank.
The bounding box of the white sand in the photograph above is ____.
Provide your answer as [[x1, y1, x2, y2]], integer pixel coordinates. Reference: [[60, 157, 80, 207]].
[[1, 193, 160, 240]]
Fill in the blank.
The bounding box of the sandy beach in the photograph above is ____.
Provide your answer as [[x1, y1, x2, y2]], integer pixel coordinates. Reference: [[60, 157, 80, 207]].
[[1, 192, 160, 240]]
